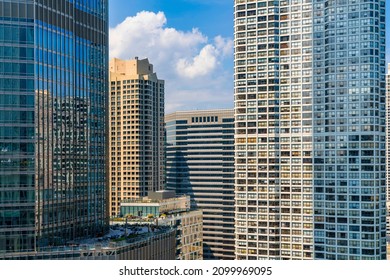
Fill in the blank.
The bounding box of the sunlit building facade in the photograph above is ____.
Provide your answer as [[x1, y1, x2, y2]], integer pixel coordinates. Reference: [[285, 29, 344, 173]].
[[109, 58, 165, 217], [0, 0, 108, 254], [234, 0, 386, 260]]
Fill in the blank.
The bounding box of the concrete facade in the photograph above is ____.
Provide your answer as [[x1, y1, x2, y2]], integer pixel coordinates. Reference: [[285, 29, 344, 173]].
[[109, 58, 165, 217], [234, 0, 386, 260]]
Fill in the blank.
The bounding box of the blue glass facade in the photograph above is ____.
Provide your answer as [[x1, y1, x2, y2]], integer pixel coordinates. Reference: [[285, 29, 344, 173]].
[[0, 0, 108, 253]]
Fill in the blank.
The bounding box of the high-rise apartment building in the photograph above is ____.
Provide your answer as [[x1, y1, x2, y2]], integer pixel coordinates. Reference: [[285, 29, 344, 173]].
[[0, 0, 108, 254], [166, 109, 235, 259], [109, 58, 165, 217], [234, 0, 386, 260]]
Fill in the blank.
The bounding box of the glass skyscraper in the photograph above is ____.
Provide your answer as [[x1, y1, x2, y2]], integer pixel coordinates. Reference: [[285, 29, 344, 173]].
[[0, 0, 108, 254], [386, 64, 390, 238], [234, 0, 386, 260]]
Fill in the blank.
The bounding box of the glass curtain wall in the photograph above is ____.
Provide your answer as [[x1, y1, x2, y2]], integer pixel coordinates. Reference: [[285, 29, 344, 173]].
[[0, 0, 108, 253]]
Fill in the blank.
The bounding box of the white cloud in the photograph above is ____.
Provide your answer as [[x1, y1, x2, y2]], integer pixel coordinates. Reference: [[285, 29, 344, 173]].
[[109, 11, 207, 68], [176, 44, 218, 79], [109, 11, 233, 113], [214, 35, 234, 57]]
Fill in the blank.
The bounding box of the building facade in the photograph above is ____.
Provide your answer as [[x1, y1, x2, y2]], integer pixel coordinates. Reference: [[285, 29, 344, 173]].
[[0, 226, 176, 260], [234, 0, 386, 260], [120, 191, 203, 260], [0, 0, 108, 254], [166, 109, 235, 259], [168, 210, 203, 260], [120, 192, 190, 218], [386, 64, 390, 238], [109, 58, 165, 217]]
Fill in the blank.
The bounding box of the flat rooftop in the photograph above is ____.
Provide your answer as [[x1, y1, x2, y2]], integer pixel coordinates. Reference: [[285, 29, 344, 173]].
[[39, 224, 172, 253]]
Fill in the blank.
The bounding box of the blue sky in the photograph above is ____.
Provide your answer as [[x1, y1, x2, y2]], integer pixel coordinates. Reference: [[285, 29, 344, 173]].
[[109, 1, 390, 113], [109, 0, 233, 38], [109, 0, 234, 113]]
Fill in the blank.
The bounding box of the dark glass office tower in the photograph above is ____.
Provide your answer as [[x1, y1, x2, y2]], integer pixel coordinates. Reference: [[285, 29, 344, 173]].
[[0, 0, 108, 254], [166, 109, 235, 260]]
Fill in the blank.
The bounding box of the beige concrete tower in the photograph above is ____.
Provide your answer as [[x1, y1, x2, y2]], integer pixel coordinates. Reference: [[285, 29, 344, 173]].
[[109, 58, 165, 217]]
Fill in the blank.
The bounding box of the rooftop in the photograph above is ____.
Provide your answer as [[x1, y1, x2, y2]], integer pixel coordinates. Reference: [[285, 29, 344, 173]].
[[38, 224, 173, 253]]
